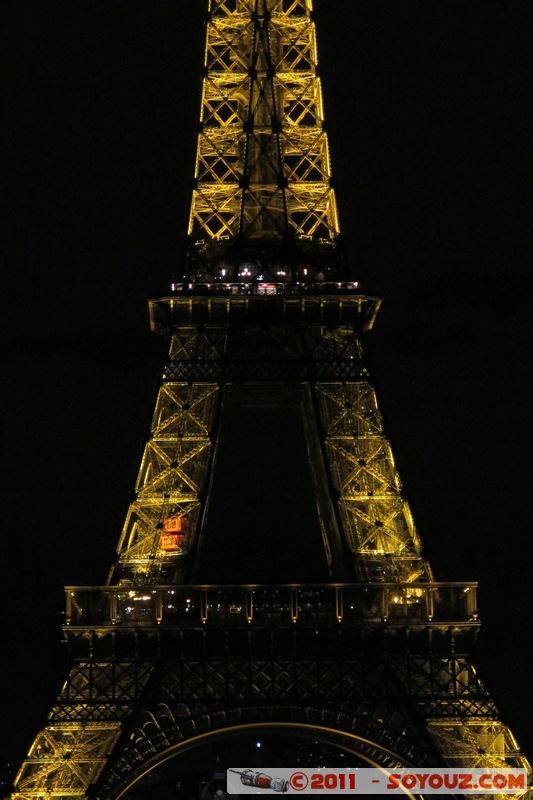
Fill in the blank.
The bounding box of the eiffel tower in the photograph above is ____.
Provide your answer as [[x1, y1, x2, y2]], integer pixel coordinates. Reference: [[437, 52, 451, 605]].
[[8, 2, 531, 799]]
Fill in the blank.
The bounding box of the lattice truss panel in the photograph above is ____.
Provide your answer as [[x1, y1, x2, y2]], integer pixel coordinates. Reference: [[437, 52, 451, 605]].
[[51, 660, 154, 722], [156, 653, 492, 710], [11, 723, 120, 800], [230, 324, 301, 360], [428, 720, 532, 799], [114, 330, 221, 581], [190, 0, 339, 241], [314, 373, 432, 583], [306, 325, 366, 378], [392, 657, 497, 718], [226, 323, 305, 379]]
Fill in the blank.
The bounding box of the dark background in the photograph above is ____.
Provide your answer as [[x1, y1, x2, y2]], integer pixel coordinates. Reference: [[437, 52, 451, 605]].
[[2, 0, 532, 776]]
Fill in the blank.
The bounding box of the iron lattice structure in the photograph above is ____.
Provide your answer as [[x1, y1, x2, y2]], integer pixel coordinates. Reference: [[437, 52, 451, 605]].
[[9, 2, 531, 799], [181, 0, 345, 287], [191, 0, 339, 241]]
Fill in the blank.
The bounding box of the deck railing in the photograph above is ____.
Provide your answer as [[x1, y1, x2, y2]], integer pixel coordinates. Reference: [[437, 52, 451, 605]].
[[64, 582, 478, 628]]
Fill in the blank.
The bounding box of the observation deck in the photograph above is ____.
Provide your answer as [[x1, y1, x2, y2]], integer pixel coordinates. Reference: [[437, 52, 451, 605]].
[[66, 582, 478, 629]]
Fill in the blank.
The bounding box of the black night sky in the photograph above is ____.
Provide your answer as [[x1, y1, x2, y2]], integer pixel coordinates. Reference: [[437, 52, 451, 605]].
[[2, 0, 532, 776]]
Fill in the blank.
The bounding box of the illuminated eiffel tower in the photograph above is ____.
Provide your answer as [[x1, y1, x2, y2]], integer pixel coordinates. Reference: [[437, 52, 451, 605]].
[[9, 2, 531, 799]]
